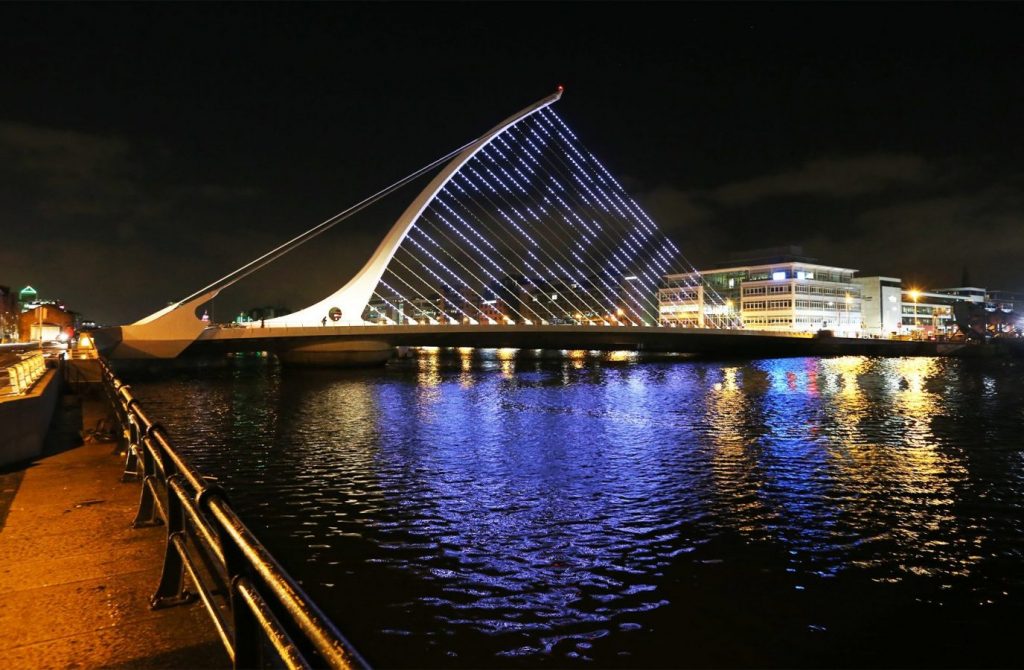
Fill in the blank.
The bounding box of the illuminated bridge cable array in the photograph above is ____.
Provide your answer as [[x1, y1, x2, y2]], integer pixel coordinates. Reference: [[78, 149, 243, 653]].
[[369, 107, 730, 327]]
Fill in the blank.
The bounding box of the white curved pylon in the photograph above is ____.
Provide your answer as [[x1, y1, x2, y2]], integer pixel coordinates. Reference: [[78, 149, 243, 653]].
[[267, 88, 563, 327]]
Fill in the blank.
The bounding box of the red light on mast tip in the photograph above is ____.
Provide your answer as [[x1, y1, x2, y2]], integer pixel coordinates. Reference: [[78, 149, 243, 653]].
[[556, 84, 564, 92]]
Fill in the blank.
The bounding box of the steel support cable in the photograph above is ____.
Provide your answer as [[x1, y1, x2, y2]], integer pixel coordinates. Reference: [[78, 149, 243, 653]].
[[539, 115, 722, 317], [542, 110, 735, 320], [467, 150, 627, 326], [443, 173, 583, 323], [542, 108, 683, 271], [394, 235, 512, 322], [471, 143, 622, 319], [416, 211, 517, 295], [372, 285, 439, 323], [536, 183, 653, 326], [386, 256, 487, 322], [430, 194, 509, 274], [390, 243, 486, 321], [176, 137, 479, 305], [538, 111, 682, 279], [419, 211, 563, 325], [500, 124, 659, 322], [522, 124, 669, 316], [408, 226, 534, 324], [507, 127, 660, 324], [532, 113, 692, 302], [455, 166, 576, 306], [376, 274, 450, 324], [509, 128, 663, 325], [491, 134, 650, 326], [555, 153, 674, 295], [455, 162, 610, 323], [433, 181, 573, 323], [368, 291, 403, 324], [419, 199, 567, 324], [476, 143, 639, 326]]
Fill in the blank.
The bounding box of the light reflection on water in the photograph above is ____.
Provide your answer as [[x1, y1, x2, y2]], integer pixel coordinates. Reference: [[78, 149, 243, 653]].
[[128, 351, 1024, 668]]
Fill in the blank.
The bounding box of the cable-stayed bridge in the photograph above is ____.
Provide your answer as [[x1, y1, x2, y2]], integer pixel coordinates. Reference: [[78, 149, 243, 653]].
[[95, 88, 949, 363]]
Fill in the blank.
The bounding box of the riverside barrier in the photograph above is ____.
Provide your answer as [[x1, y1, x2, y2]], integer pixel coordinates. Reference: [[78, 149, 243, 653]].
[[0, 352, 61, 467], [98, 357, 369, 670]]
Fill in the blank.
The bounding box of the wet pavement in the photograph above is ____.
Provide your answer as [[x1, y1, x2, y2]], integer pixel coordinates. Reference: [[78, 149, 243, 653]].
[[0, 389, 228, 669]]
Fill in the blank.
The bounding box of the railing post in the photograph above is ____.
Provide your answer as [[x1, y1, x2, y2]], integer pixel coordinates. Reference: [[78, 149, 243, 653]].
[[121, 415, 141, 482], [199, 486, 262, 669], [151, 471, 197, 609], [132, 427, 162, 528]]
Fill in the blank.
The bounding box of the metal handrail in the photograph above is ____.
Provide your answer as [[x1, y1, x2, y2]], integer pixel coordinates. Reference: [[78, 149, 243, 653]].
[[98, 357, 369, 670]]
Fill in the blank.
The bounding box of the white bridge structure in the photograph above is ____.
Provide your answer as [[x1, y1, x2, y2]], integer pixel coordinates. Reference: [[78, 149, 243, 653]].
[[103, 88, 933, 364]]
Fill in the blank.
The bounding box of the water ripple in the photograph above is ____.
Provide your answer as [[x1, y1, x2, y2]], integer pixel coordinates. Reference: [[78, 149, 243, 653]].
[[128, 352, 1024, 668]]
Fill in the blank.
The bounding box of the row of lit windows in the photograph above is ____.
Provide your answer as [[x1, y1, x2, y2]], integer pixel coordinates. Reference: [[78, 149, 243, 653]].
[[794, 285, 859, 297], [794, 300, 862, 312], [744, 317, 794, 325], [742, 285, 794, 296], [902, 306, 952, 316], [743, 300, 793, 311], [659, 290, 699, 303]]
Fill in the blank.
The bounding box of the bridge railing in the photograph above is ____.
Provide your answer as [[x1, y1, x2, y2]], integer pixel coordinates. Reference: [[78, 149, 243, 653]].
[[98, 357, 369, 670]]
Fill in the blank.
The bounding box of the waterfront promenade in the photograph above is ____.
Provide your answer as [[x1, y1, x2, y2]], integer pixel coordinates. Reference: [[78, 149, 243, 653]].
[[0, 391, 227, 669]]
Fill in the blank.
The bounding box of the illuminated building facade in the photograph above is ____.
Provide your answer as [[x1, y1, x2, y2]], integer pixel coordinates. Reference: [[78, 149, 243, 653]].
[[903, 287, 985, 336], [660, 248, 862, 335], [852, 276, 904, 337]]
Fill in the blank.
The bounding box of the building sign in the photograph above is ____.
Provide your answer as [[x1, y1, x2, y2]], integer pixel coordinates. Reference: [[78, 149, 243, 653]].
[[328, 307, 342, 322]]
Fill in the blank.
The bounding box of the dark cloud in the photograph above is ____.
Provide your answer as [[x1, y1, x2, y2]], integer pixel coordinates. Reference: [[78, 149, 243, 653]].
[[2, 3, 1022, 322], [712, 154, 930, 205], [822, 176, 1024, 288], [633, 157, 1024, 292]]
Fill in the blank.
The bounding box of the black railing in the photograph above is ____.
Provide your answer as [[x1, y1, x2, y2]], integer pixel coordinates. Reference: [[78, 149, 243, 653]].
[[99, 357, 369, 670]]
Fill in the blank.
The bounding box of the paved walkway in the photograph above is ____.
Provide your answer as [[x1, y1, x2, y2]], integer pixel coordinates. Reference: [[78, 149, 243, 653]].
[[0, 390, 228, 669]]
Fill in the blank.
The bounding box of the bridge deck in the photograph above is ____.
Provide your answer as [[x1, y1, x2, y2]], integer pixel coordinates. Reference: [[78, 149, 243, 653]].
[[186, 323, 949, 358]]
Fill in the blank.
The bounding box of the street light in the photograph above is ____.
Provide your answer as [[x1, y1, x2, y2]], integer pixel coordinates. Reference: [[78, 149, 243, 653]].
[[909, 289, 921, 338]]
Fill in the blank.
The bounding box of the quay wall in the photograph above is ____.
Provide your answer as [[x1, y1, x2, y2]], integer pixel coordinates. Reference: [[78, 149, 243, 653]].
[[0, 369, 61, 468]]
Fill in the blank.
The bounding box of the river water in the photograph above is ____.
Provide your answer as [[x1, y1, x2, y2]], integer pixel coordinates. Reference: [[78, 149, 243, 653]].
[[126, 350, 1024, 668]]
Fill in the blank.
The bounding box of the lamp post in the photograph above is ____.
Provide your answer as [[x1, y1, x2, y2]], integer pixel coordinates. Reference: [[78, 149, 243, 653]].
[[844, 292, 852, 335], [909, 289, 921, 338]]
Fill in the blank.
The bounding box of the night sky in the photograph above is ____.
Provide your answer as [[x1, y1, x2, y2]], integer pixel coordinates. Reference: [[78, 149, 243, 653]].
[[2, 2, 1022, 325]]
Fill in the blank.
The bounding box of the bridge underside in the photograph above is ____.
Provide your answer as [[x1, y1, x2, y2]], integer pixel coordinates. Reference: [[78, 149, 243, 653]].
[[176, 325, 950, 360]]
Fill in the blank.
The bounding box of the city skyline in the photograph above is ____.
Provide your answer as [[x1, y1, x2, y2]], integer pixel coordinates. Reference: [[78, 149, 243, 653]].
[[2, 2, 1022, 324]]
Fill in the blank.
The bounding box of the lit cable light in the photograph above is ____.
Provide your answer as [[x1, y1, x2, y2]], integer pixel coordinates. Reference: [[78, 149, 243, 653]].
[[367, 101, 722, 331], [538, 110, 725, 316], [463, 152, 618, 320], [476, 144, 636, 324]]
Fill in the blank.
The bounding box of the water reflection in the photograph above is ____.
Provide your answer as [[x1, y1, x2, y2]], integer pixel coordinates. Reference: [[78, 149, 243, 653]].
[[126, 354, 1024, 668]]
